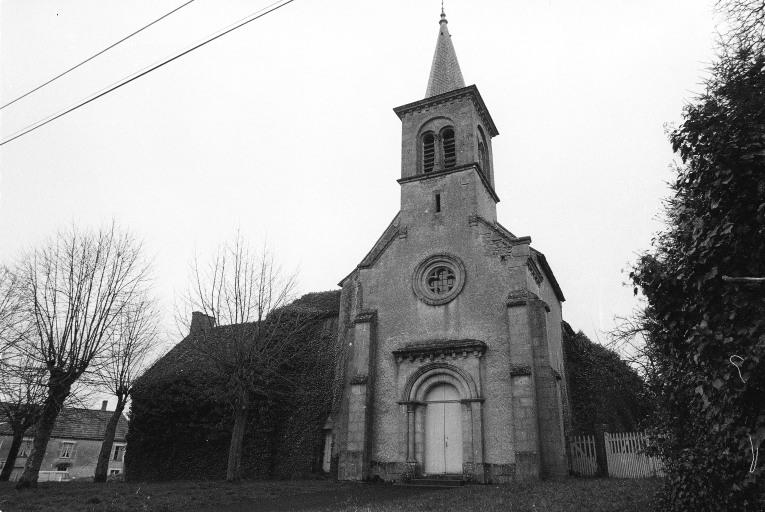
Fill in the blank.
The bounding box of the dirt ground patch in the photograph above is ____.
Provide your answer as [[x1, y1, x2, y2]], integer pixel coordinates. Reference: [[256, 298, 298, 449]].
[[0, 477, 661, 512]]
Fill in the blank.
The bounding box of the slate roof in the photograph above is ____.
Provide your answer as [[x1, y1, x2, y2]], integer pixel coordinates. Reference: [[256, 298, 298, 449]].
[[138, 290, 342, 385], [280, 290, 341, 315], [425, 10, 466, 98], [0, 407, 128, 442]]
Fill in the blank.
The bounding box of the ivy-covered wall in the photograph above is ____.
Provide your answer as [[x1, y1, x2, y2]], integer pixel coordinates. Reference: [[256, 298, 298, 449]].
[[126, 291, 340, 481], [562, 321, 648, 433]]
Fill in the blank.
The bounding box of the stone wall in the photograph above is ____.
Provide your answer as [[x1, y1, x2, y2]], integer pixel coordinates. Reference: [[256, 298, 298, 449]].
[[334, 177, 568, 483]]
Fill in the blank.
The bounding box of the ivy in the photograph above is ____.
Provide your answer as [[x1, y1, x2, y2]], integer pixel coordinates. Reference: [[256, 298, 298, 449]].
[[631, 50, 765, 511], [126, 293, 341, 481], [562, 322, 649, 433]]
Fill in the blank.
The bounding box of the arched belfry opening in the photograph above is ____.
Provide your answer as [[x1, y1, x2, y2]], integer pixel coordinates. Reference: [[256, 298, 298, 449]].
[[440, 127, 456, 169], [422, 132, 436, 173]]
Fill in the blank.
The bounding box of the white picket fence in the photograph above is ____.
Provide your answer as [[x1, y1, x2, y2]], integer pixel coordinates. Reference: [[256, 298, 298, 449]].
[[568, 434, 598, 476], [37, 470, 72, 482], [605, 431, 664, 478], [568, 431, 665, 478]]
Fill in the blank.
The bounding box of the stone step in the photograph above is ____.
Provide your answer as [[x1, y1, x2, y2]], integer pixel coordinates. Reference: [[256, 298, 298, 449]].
[[398, 476, 466, 488], [422, 473, 464, 480]]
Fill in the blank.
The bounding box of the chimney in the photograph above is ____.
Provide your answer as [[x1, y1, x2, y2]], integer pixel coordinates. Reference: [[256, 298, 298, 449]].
[[101, 400, 108, 411], [190, 311, 216, 335]]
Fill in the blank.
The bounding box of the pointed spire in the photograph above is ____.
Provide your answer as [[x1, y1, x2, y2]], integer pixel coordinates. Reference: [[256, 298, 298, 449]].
[[425, 7, 466, 98]]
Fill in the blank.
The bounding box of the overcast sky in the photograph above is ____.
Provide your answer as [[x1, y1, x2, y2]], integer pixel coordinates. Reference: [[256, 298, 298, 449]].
[[1, 1, 721, 406]]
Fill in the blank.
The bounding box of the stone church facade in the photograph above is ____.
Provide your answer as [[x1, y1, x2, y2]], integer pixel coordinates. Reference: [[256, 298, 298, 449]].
[[329, 11, 570, 484]]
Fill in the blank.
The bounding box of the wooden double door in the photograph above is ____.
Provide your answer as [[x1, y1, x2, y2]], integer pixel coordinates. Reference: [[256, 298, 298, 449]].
[[424, 383, 463, 474]]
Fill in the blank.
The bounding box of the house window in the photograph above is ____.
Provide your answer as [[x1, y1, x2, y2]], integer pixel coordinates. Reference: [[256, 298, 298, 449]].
[[56, 463, 70, 472], [59, 442, 75, 458], [422, 132, 436, 173], [441, 128, 456, 168], [112, 445, 126, 462], [18, 440, 32, 458], [109, 469, 121, 475]]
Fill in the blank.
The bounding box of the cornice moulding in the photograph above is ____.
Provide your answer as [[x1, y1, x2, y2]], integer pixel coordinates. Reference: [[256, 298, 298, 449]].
[[393, 85, 499, 137], [393, 338, 487, 363], [398, 164, 500, 203]]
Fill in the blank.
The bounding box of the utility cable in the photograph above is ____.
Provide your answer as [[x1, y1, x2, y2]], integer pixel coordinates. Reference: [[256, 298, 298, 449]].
[[0, 0, 297, 147], [1, 0, 197, 111]]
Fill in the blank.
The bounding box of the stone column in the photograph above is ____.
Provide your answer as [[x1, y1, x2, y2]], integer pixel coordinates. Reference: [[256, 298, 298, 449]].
[[406, 403, 416, 463], [466, 399, 485, 483]]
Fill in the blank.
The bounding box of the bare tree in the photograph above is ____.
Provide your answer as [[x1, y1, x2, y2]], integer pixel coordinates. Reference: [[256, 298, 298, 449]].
[[93, 299, 158, 483], [15, 224, 150, 489], [0, 265, 27, 362], [716, 0, 765, 53], [0, 347, 47, 481], [185, 236, 314, 481], [608, 309, 660, 381]]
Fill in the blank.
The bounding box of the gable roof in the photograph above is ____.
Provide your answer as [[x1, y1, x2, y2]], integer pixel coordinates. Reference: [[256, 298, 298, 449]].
[[358, 213, 402, 269], [339, 214, 402, 286], [472, 215, 565, 302], [0, 407, 129, 442], [139, 290, 342, 385], [530, 248, 566, 303]]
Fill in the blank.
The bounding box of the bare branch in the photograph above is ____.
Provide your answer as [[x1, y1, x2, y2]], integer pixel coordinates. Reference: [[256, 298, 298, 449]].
[[15, 223, 151, 488], [180, 234, 309, 481]]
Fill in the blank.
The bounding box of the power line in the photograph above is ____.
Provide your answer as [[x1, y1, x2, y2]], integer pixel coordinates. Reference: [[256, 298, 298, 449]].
[[0, 0, 297, 147], [0, 0, 197, 111]]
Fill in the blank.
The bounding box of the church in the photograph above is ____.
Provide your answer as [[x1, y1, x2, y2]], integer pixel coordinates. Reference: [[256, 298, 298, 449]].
[[328, 9, 570, 484], [127, 9, 571, 486]]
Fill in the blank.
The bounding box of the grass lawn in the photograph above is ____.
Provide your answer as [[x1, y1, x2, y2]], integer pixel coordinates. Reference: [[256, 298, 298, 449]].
[[0, 477, 661, 512]]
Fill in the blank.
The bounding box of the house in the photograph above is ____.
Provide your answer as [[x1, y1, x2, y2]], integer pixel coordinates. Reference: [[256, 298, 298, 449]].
[[328, 9, 569, 483], [0, 402, 128, 481]]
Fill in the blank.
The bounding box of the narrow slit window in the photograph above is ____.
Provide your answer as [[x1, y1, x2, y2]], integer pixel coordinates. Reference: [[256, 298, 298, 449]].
[[422, 133, 435, 173], [442, 128, 456, 168], [435, 193, 441, 213]]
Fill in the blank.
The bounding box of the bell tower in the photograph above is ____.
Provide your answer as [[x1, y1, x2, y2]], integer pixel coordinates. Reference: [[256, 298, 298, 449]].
[[333, 7, 570, 485], [394, 9, 499, 223]]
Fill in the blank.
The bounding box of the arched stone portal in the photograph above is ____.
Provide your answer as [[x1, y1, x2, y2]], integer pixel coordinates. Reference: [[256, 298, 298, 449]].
[[400, 362, 485, 480]]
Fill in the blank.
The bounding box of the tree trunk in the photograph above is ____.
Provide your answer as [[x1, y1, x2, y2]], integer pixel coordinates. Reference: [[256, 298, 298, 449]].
[[15, 383, 70, 489], [93, 396, 126, 483], [226, 405, 248, 482], [0, 430, 24, 481]]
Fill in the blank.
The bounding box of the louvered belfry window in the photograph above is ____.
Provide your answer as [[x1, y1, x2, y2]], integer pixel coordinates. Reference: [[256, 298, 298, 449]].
[[442, 128, 456, 168], [423, 132, 436, 173]]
